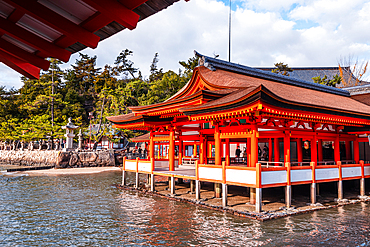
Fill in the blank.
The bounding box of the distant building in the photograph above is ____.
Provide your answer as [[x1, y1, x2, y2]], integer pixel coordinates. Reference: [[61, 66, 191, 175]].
[[256, 66, 369, 88]]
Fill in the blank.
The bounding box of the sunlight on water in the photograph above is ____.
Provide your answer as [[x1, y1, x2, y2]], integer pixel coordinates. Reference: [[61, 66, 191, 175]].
[[1, 165, 369, 246]]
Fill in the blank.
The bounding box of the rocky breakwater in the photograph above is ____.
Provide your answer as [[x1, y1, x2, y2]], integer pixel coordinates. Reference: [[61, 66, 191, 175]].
[[56, 150, 117, 168], [0, 150, 118, 168], [0, 150, 59, 166]]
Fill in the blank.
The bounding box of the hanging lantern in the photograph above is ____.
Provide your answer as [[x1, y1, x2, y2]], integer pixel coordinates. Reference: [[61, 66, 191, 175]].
[[332, 141, 335, 149], [304, 140, 310, 150]]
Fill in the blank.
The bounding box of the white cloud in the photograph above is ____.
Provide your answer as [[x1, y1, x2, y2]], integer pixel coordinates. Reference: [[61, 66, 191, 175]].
[[2, 0, 370, 89]]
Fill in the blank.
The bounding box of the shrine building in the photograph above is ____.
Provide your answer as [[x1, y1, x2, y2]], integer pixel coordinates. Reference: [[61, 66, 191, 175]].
[[107, 51, 370, 212]]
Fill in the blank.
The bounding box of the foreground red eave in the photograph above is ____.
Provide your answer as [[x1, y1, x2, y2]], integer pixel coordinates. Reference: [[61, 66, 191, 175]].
[[0, 0, 183, 79]]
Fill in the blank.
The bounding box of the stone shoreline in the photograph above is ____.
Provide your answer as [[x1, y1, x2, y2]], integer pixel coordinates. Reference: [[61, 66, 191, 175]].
[[115, 184, 370, 221]]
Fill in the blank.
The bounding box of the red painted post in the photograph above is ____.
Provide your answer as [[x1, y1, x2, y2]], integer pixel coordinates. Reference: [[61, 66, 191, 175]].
[[285, 162, 291, 208], [338, 161, 343, 199], [268, 138, 273, 162], [334, 135, 340, 163], [284, 132, 290, 163], [222, 161, 226, 184], [353, 139, 360, 164], [310, 161, 317, 204], [360, 160, 365, 196], [123, 156, 126, 171], [297, 138, 303, 163], [136, 157, 139, 173], [274, 138, 280, 164]]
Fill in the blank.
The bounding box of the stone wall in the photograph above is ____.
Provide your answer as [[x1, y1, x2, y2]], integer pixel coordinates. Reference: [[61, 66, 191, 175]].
[[56, 150, 116, 168], [0, 150, 118, 168]]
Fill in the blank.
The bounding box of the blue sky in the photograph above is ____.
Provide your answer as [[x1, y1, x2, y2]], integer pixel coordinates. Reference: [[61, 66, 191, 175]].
[[1, 0, 370, 89]]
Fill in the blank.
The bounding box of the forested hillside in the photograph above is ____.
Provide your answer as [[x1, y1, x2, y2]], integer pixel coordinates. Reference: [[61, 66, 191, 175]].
[[0, 50, 197, 143]]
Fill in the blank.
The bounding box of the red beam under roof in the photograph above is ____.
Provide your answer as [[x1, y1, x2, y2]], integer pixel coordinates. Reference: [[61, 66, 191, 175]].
[[0, 49, 40, 79], [3, 0, 100, 49], [82, 0, 140, 30], [0, 17, 71, 62], [0, 38, 50, 70], [0, 0, 183, 80]]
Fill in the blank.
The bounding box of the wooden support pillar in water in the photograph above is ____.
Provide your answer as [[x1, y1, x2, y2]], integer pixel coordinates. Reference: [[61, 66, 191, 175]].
[[285, 162, 291, 208], [122, 170, 126, 186], [150, 174, 155, 191], [360, 160, 365, 196], [338, 161, 343, 200], [135, 172, 139, 188], [214, 183, 222, 198], [170, 176, 175, 195], [196, 180, 201, 200], [311, 183, 317, 204], [222, 183, 228, 207], [250, 187, 256, 204], [255, 188, 262, 213], [190, 180, 195, 194]]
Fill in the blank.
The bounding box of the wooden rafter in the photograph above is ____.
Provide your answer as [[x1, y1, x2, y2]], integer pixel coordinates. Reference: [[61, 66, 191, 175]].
[[81, 0, 140, 30], [0, 17, 71, 62], [0, 38, 50, 70], [3, 0, 100, 49]]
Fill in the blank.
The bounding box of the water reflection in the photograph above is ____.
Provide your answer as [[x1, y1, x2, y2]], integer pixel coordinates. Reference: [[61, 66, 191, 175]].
[[1, 165, 370, 246]]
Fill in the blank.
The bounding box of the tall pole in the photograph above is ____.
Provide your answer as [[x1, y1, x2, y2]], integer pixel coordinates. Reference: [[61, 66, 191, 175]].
[[228, 0, 232, 62], [51, 60, 54, 148]]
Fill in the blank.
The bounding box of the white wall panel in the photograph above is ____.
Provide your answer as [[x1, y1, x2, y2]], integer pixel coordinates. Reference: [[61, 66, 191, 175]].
[[125, 161, 136, 170], [342, 167, 361, 178], [365, 166, 370, 176], [261, 171, 286, 185], [315, 168, 338, 181], [199, 167, 222, 181], [291, 169, 312, 183], [226, 169, 256, 185], [138, 162, 151, 172]]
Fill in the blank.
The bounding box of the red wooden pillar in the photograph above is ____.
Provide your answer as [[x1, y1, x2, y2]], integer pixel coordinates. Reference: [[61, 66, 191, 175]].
[[178, 135, 183, 165], [353, 138, 360, 163], [250, 125, 258, 167], [169, 129, 175, 171], [311, 134, 317, 164], [318, 139, 323, 162], [297, 138, 303, 163], [225, 138, 230, 166], [334, 135, 340, 163], [345, 141, 351, 161], [199, 135, 204, 164], [274, 138, 280, 163], [284, 132, 290, 163], [149, 131, 154, 161], [247, 138, 251, 166], [214, 124, 221, 166], [268, 138, 273, 162]]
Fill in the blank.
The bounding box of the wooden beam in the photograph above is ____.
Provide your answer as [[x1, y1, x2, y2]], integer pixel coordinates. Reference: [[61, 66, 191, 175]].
[[0, 38, 50, 71], [3, 0, 100, 49], [82, 0, 140, 30], [0, 50, 40, 79], [120, 0, 148, 10], [0, 17, 71, 62]]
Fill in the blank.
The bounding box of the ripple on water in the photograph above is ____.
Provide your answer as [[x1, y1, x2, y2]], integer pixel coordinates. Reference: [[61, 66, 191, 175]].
[[0, 168, 369, 246]]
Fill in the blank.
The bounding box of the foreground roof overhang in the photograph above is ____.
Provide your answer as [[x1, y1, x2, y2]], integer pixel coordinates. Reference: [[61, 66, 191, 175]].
[[0, 0, 183, 79]]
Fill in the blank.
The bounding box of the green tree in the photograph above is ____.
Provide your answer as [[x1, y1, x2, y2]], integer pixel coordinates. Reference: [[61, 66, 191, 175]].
[[312, 74, 342, 87], [271, 62, 293, 76]]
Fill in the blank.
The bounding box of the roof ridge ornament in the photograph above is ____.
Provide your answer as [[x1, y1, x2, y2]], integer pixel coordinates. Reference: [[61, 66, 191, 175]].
[[195, 50, 215, 71]]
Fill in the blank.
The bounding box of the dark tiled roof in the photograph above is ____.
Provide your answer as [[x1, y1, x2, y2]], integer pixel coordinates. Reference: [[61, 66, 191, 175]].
[[181, 67, 370, 117], [195, 51, 349, 96]]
